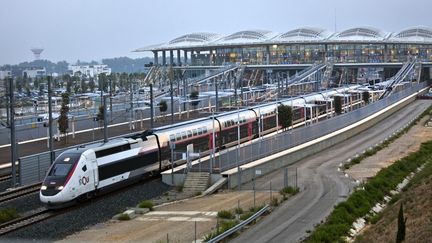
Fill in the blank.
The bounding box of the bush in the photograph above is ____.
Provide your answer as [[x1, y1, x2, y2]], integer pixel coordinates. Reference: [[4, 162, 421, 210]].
[[279, 186, 299, 197], [117, 213, 131, 221], [240, 211, 254, 220], [217, 210, 234, 219], [270, 197, 279, 207], [306, 140, 432, 242], [0, 208, 19, 224], [235, 207, 243, 215], [138, 200, 154, 210]]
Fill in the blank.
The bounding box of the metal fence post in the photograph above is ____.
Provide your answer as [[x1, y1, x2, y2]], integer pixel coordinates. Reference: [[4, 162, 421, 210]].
[[284, 167, 288, 188]]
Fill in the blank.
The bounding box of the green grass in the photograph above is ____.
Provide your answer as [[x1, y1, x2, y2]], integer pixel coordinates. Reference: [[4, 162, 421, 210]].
[[343, 105, 432, 170], [117, 213, 131, 221], [217, 210, 234, 219], [138, 200, 154, 210], [306, 140, 432, 243], [0, 208, 19, 224]]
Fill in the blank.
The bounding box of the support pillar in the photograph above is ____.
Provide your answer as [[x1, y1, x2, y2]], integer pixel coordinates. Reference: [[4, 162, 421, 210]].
[[184, 50, 188, 65], [177, 49, 181, 65], [153, 51, 159, 65], [162, 51, 166, 66], [169, 50, 174, 65], [266, 46, 270, 65]]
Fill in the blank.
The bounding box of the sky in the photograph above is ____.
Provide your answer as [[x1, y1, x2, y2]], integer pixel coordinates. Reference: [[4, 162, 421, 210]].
[[1, 0, 432, 65]]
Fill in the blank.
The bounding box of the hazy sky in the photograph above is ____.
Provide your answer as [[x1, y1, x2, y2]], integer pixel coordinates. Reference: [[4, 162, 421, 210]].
[[1, 0, 431, 65]]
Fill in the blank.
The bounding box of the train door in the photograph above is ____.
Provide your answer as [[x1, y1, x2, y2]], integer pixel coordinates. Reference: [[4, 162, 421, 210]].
[[77, 154, 97, 196]]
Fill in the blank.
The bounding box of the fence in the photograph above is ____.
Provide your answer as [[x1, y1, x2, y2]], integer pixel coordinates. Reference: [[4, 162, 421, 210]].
[[215, 82, 427, 172], [18, 82, 427, 186]]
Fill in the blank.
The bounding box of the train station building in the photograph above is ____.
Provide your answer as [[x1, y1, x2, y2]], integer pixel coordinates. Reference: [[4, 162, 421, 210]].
[[135, 26, 432, 66]]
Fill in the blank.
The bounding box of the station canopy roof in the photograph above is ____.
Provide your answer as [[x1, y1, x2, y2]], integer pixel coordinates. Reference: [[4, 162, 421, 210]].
[[391, 26, 432, 42], [331, 27, 391, 41], [272, 27, 332, 42], [134, 26, 432, 52]]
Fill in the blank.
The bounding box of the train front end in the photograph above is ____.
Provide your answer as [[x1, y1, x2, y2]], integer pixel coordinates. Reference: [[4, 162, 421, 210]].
[[40, 152, 82, 207]]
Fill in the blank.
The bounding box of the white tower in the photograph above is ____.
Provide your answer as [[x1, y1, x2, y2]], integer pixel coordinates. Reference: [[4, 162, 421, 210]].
[[30, 48, 44, 60]]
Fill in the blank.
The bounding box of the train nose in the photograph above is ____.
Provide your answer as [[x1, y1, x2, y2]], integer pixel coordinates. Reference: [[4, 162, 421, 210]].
[[40, 179, 64, 196]]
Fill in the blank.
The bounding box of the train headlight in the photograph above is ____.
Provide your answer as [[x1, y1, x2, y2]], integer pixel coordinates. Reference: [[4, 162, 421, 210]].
[[56, 186, 64, 191], [41, 185, 47, 190]]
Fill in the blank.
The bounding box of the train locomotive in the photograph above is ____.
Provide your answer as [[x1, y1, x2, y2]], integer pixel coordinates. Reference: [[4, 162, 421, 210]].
[[40, 85, 361, 206]]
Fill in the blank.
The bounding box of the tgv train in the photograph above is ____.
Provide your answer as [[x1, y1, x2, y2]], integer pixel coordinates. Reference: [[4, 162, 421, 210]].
[[40, 86, 362, 206]]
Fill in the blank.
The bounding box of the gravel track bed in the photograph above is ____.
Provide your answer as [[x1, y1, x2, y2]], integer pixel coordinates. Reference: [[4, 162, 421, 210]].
[[0, 193, 42, 214], [3, 179, 170, 242], [0, 179, 12, 192]]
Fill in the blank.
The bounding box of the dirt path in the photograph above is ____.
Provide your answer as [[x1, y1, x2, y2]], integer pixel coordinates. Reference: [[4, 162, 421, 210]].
[[59, 191, 276, 243], [347, 115, 432, 182]]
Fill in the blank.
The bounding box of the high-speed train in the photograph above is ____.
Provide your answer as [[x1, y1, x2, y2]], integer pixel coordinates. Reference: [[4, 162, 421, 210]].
[[40, 85, 362, 206]]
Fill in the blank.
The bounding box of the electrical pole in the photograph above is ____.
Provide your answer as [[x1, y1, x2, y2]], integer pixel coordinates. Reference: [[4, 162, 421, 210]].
[[150, 83, 154, 129], [47, 76, 54, 164], [103, 94, 108, 143], [8, 77, 17, 187], [170, 78, 174, 124]]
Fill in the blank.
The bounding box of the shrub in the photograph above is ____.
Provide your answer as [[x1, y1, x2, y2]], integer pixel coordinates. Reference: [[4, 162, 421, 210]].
[[138, 200, 154, 210], [240, 211, 254, 221], [0, 208, 19, 224], [235, 207, 243, 215], [217, 210, 234, 219], [270, 197, 279, 207], [117, 213, 131, 221]]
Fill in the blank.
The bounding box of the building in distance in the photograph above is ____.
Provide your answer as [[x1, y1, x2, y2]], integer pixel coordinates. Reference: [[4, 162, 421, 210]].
[[68, 64, 111, 78]]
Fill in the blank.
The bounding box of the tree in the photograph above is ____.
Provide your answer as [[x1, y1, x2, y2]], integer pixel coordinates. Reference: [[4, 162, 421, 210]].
[[97, 105, 105, 125], [58, 93, 69, 143], [190, 89, 199, 108], [396, 203, 407, 243], [98, 73, 108, 92], [334, 96, 342, 115], [362, 91, 370, 105], [88, 78, 96, 92], [277, 105, 293, 131], [159, 100, 168, 121], [81, 78, 87, 93]]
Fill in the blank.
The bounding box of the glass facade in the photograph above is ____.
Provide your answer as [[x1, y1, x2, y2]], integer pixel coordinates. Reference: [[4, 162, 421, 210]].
[[187, 43, 432, 65]]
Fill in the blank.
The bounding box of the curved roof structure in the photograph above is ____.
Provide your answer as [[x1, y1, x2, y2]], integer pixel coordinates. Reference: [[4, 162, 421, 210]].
[[134, 26, 432, 52], [392, 26, 432, 42], [332, 27, 389, 41], [168, 32, 221, 45], [219, 29, 276, 44], [274, 27, 331, 42]]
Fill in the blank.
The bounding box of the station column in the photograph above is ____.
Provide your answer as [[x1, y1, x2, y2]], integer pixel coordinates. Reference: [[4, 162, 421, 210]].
[[177, 50, 181, 65], [184, 50, 188, 65], [169, 50, 174, 65], [153, 51, 159, 65], [266, 46, 270, 65], [162, 51, 167, 65]]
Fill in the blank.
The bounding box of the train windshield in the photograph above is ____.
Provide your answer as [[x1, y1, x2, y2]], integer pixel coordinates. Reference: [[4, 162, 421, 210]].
[[48, 153, 80, 177]]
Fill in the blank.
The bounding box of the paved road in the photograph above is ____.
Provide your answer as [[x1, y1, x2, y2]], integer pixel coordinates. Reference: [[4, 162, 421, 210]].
[[231, 100, 432, 243]]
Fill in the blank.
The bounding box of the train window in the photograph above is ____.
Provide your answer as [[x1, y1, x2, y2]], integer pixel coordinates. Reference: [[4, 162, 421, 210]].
[[95, 144, 131, 158], [197, 128, 202, 135], [169, 134, 175, 142], [181, 131, 187, 139], [187, 131, 192, 138], [49, 163, 72, 176], [192, 129, 197, 136], [203, 127, 207, 133], [176, 133, 181, 141]]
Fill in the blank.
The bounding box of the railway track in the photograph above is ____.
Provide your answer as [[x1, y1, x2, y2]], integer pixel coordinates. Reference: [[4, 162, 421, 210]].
[[0, 183, 41, 204], [0, 207, 55, 236]]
